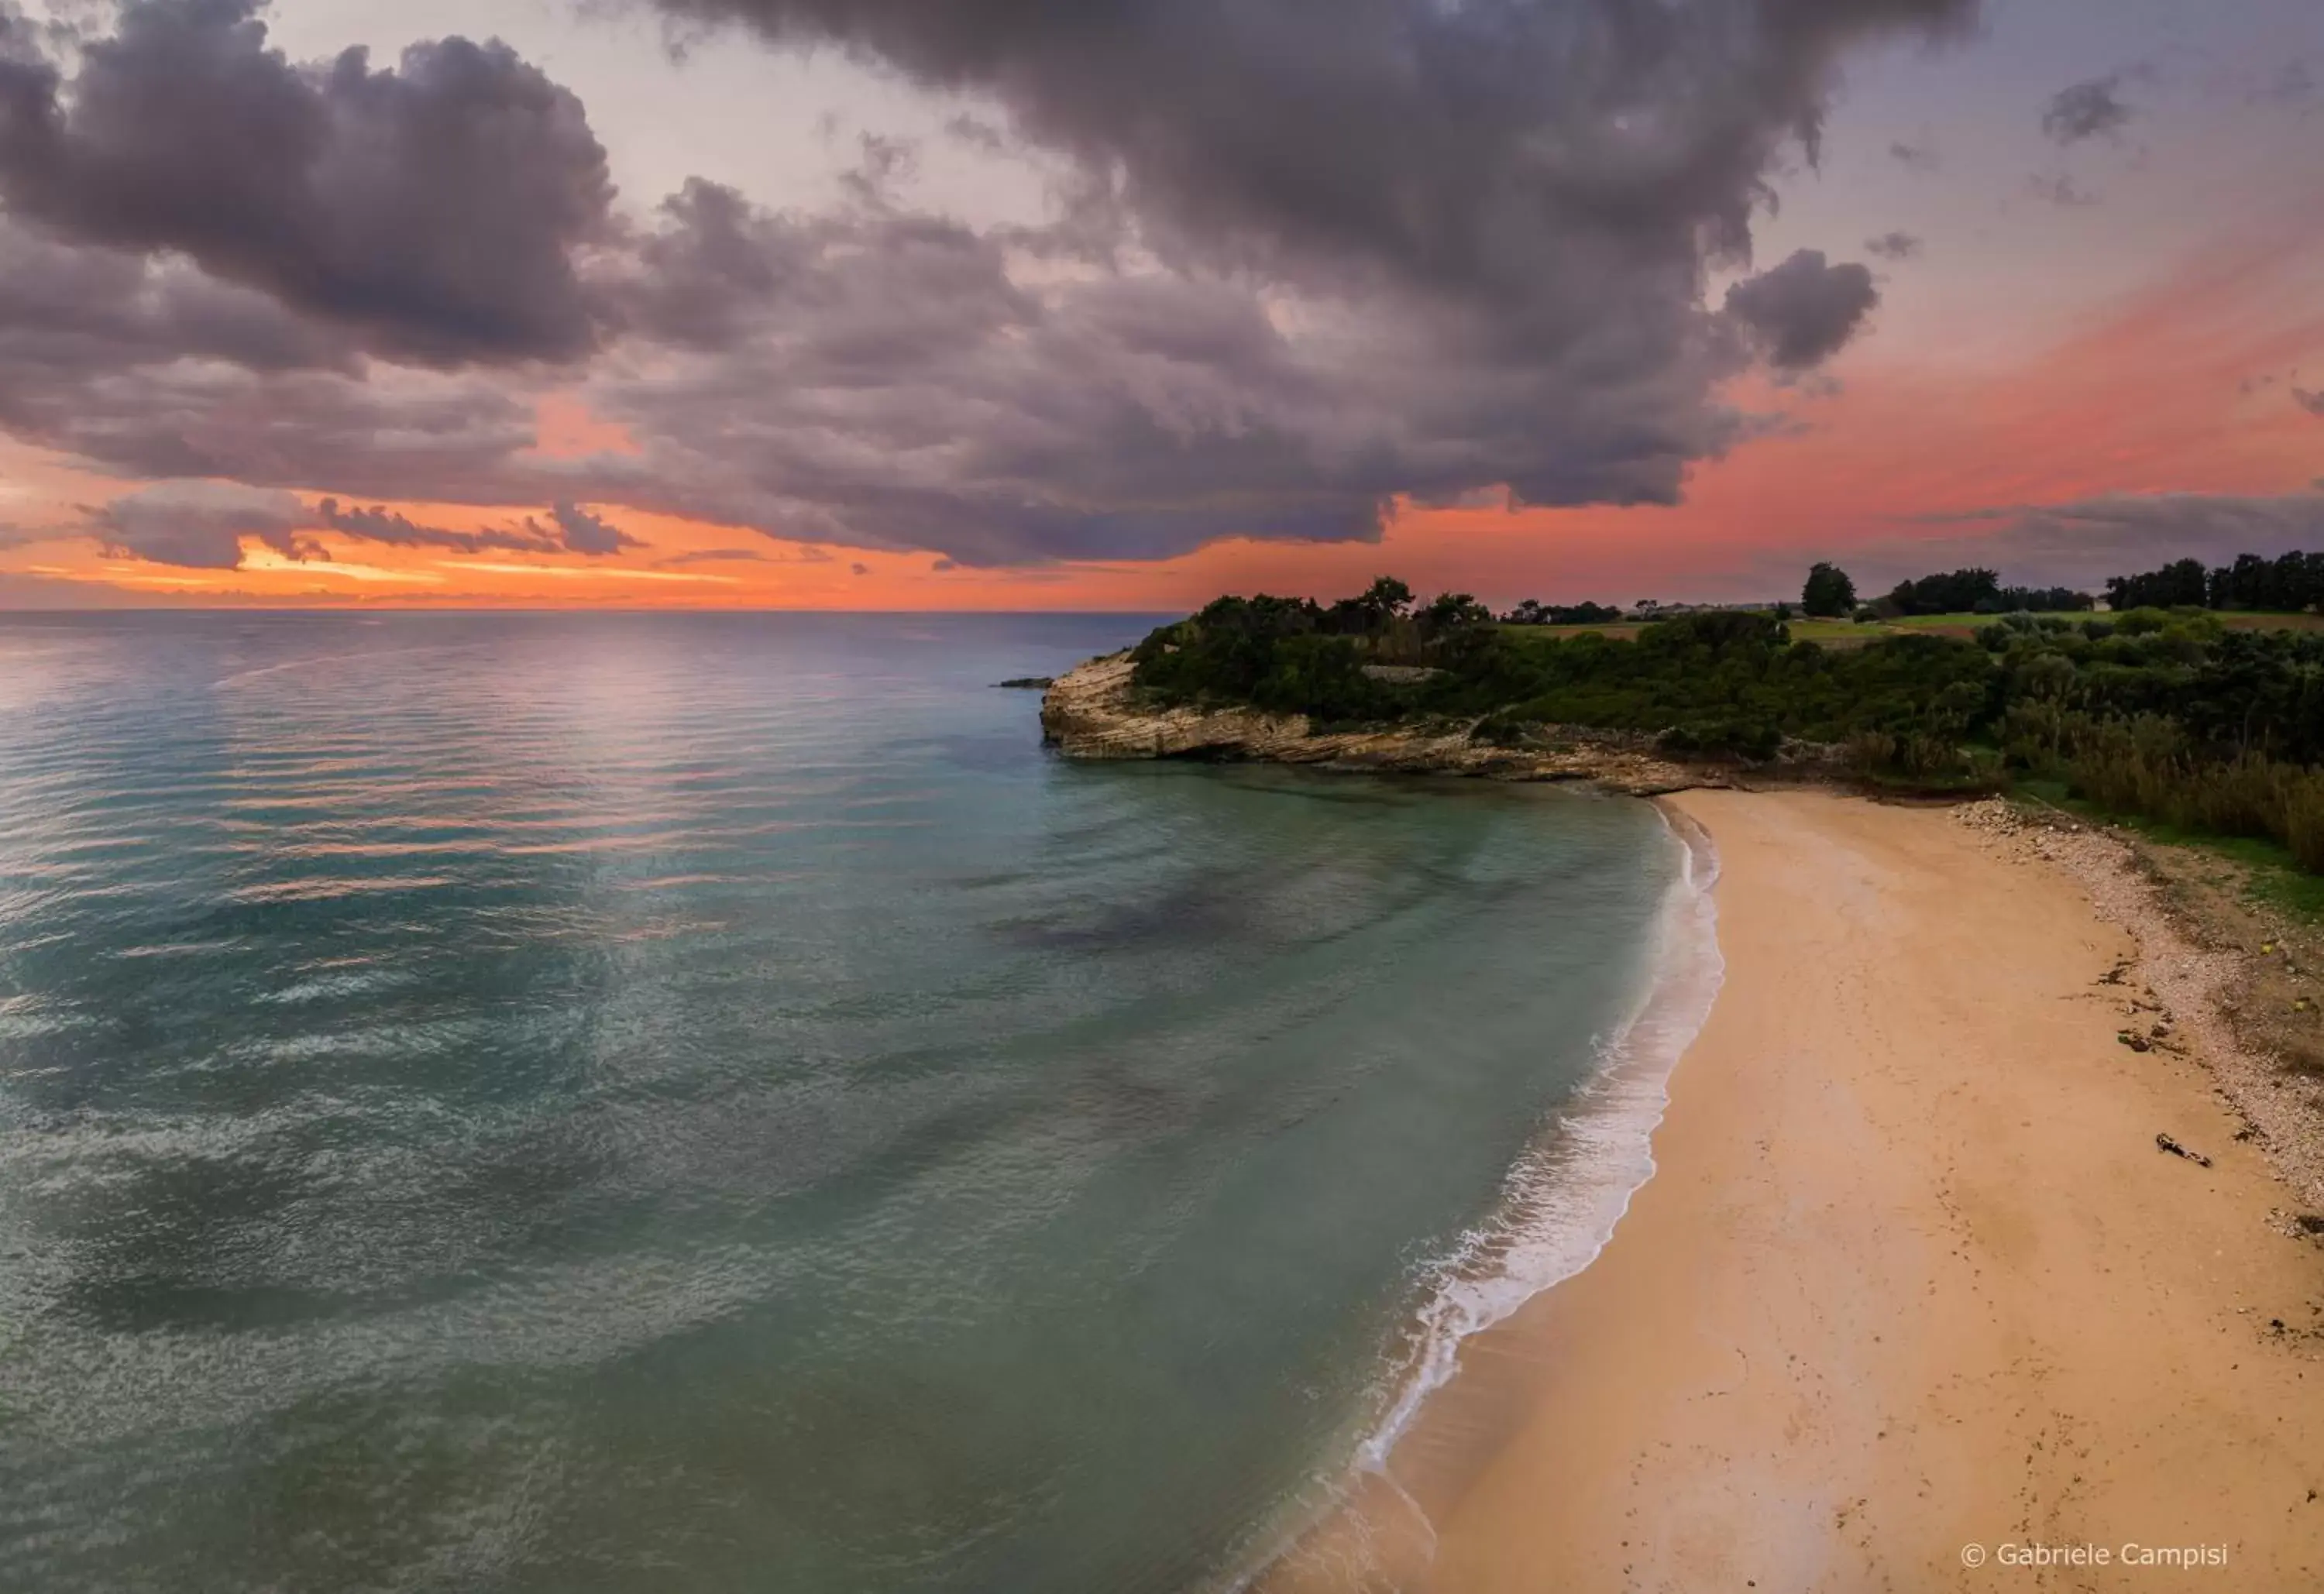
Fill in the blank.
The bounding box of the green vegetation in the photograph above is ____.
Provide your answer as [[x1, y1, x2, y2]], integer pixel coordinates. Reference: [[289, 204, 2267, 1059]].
[[2108, 550, 2324, 613], [1504, 598, 1624, 626], [1129, 565, 2324, 872], [1879, 566, 2094, 616], [1801, 562, 1856, 617], [2017, 782, 2324, 919]]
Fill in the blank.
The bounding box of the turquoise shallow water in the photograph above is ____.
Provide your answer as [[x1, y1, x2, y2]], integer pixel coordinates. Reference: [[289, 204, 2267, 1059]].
[[0, 613, 1685, 1593]]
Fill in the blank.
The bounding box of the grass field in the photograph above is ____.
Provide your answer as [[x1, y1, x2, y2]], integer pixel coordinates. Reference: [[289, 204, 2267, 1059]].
[[2016, 778, 2324, 919]]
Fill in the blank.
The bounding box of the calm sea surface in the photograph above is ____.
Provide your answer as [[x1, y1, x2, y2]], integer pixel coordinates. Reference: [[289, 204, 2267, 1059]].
[[0, 612, 1686, 1592]]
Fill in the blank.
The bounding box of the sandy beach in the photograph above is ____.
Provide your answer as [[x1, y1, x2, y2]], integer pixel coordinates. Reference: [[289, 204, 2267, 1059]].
[[1265, 788, 2324, 1593]]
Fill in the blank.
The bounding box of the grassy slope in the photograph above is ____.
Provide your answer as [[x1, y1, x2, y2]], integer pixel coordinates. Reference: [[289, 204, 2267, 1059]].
[[2016, 778, 2324, 920]]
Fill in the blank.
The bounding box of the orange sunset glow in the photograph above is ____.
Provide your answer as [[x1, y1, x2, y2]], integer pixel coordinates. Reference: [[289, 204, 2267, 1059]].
[[1, 0, 2319, 612], [11, 212, 2319, 613], [16, 5, 2324, 1592]]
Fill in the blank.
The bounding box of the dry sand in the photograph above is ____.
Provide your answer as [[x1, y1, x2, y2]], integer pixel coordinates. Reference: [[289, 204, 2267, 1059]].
[[1262, 788, 2324, 1593]]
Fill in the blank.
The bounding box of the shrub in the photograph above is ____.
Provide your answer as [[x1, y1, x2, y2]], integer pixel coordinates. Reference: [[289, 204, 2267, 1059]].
[[1128, 575, 2324, 874], [1802, 562, 1857, 617], [2287, 775, 2324, 872]]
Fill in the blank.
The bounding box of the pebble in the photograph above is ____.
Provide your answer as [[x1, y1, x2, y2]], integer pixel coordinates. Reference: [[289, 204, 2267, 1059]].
[[1954, 799, 2324, 1211]]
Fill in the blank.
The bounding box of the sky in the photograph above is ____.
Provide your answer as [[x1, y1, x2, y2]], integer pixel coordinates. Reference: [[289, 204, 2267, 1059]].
[[0, 0, 2318, 612]]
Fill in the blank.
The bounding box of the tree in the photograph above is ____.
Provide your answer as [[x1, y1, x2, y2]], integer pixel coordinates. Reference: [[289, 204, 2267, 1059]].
[[2106, 558, 2209, 612], [1352, 575, 1415, 626], [1886, 567, 1999, 616], [1419, 592, 1493, 635], [1802, 562, 1857, 617]]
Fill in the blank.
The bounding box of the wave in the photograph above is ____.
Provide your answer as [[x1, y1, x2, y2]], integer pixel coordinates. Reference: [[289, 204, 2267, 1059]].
[[1234, 801, 1725, 1589]]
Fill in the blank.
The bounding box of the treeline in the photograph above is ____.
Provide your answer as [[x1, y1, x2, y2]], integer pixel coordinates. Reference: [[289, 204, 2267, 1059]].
[[1487, 548, 2324, 629], [1129, 574, 2324, 872], [1503, 599, 1624, 625], [1880, 567, 2094, 616], [2106, 551, 2324, 613]]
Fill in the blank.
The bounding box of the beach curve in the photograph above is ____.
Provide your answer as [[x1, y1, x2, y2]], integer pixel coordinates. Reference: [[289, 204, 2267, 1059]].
[[1260, 787, 2324, 1593]]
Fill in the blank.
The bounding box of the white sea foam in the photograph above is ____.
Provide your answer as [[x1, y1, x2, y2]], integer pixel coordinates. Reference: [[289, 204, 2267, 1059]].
[[1233, 803, 1727, 1591], [1353, 802, 1724, 1473]]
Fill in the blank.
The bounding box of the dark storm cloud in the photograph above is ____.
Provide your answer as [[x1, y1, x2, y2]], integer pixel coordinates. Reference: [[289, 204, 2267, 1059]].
[[1865, 231, 1923, 261], [539, 502, 638, 555], [638, 0, 1973, 311], [88, 481, 313, 569], [1722, 250, 1879, 370], [574, 0, 1972, 561], [2041, 74, 2133, 144], [77, 483, 654, 569], [0, 0, 1978, 569], [0, 0, 614, 366], [313, 499, 561, 555], [0, 218, 353, 405], [581, 189, 1756, 563], [0, 347, 536, 500], [318, 499, 638, 557]]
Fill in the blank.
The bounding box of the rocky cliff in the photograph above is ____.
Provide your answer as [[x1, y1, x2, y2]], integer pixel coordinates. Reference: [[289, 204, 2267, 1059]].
[[1037, 653, 1721, 796]]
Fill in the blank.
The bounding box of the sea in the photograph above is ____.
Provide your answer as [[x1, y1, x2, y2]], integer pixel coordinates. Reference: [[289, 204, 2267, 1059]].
[[0, 611, 1718, 1593]]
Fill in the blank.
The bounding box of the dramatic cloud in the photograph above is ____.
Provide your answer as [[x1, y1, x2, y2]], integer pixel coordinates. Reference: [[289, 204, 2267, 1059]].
[[0, 0, 614, 366], [1889, 138, 1941, 171], [312, 500, 561, 555], [0, 0, 1978, 570], [579, 0, 1972, 558], [639, 0, 1972, 302], [1865, 231, 1923, 261], [89, 481, 314, 569], [2041, 74, 2133, 144], [537, 502, 638, 555], [76, 481, 646, 569], [1722, 250, 1879, 370], [2295, 386, 2324, 417], [0, 218, 351, 383], [2, 349, 536, 501], [577, 189, 1741, 563]]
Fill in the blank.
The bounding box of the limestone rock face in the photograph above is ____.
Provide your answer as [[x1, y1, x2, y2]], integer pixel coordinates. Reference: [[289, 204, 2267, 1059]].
[[1037, 653, 1720, 796]]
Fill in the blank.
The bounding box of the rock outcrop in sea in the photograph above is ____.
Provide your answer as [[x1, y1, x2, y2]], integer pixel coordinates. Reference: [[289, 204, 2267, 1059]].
[[1039, 653, 1719, 796]]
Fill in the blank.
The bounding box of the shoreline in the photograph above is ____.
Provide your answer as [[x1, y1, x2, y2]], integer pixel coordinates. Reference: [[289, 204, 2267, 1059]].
[[1349, 798, 1726, 1472], [1226, 795, 1724, 1593], [1257, 787, 2324, 1592], [1038, 653, 1752, 795]]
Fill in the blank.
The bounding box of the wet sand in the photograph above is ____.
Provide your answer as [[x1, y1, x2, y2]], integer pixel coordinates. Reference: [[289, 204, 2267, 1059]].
[[1263, 788, 2324, 1592]]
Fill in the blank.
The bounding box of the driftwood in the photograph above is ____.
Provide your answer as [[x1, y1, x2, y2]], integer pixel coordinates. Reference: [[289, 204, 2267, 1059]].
[[2154, 1132, 2213, 1168]]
